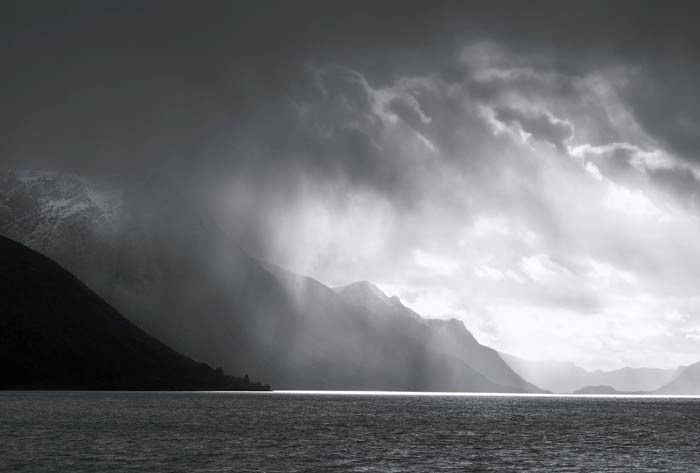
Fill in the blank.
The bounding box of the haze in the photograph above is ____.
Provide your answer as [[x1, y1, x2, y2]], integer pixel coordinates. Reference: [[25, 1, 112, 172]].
[[3, 1, 700, 371]]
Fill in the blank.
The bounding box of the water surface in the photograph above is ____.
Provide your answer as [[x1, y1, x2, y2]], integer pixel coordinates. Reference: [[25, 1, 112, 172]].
[[1, 391, 699, 472]]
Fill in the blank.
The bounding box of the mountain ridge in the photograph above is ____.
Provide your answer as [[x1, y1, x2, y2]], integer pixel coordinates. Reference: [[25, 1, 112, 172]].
[[328, 278, 546, 393], [0, 169, 540, 392], [653, 362, 700, 395], [501, 352, 681, 393], [0, 234, 268, 390]]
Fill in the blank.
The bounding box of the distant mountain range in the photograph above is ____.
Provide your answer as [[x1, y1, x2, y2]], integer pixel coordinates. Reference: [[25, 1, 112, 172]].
[[501, 353, 682, 394], [0, 170, 543, 393], [574, 364, 700, 395], [0, 234, 268, 390]]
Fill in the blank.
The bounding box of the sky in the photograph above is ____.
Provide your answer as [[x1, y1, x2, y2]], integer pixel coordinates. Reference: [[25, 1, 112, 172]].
[[3, 1, 700, 370]]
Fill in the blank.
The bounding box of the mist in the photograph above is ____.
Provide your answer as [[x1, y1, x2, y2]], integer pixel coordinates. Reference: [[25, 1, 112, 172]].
[[3, 1, 700, 371]]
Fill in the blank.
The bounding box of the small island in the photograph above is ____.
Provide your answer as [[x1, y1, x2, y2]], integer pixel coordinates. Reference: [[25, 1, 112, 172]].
[[573, 385, 625, 395]]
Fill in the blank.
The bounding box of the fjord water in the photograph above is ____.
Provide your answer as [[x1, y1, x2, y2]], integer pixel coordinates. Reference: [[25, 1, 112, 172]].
[[2, 392, 699, 472]]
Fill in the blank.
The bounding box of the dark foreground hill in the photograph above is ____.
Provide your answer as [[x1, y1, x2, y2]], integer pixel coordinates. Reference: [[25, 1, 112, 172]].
[[0, 235, 269, 391], [0, 170, 543, 392]]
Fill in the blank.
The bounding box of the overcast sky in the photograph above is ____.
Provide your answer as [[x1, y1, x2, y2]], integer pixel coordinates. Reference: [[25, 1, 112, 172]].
[[3, 1, 700, 370]]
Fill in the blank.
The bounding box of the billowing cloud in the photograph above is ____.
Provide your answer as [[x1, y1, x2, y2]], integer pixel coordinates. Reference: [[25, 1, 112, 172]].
[[3, 1, 700, 370], [493, 106, 574, 152]]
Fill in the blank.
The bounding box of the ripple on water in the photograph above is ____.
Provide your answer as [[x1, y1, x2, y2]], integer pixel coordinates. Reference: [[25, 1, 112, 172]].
[[1, 391, 699, 472]]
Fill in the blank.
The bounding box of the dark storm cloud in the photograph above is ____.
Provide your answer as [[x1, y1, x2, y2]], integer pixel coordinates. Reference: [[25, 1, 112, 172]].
[[650, 166, 700, 211], [2, 1, 700, 246], [4, 0, 700, 369], [2, 0, 698, 261], [3, 1, 700, 179], [623, 68, 700, 164]]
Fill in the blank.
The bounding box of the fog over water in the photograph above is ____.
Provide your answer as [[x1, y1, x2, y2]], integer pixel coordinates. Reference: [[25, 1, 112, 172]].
[[3, 1, 700, 370]]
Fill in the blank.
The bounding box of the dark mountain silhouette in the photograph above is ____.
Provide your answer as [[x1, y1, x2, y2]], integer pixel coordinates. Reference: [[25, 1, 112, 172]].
[[0, 235, 269, 390], [501, 353, 678, 393], [0, 170, 544, 392]]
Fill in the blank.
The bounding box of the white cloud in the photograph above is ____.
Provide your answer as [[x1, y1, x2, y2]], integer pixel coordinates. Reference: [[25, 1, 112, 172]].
[[603, 181, 669, 221], [413, 249, 460, 276], [474, 265, 525, 284], [584, 161, 603, 181], [520, 254, 568, 283], [265, 52, 700, 371]]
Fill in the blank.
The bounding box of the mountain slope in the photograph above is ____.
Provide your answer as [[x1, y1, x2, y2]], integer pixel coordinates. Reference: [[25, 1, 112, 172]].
[[267, 268, 519, 391], [0, 235, 268, 390], [334, 281, 547, 393], [653, 362, 700, 395], [0, 170, 122, 292], [0, 170, 543, 392]]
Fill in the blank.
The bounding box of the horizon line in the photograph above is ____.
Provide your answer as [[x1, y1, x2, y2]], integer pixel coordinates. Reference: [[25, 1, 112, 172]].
[[269, 390, 700, 398]]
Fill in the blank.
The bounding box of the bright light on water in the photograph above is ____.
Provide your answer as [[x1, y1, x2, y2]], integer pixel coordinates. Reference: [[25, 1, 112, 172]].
[[272, 390, 700, 399]]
